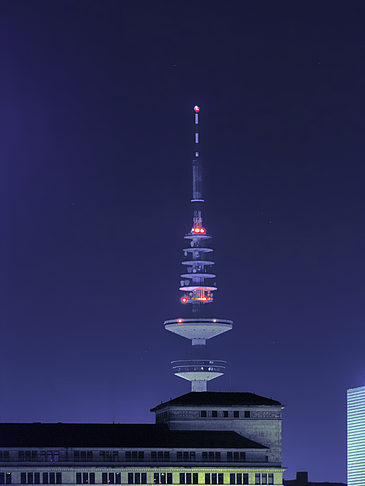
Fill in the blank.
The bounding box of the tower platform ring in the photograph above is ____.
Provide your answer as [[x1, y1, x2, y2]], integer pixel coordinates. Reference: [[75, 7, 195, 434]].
[[164, 318, 233, 342]]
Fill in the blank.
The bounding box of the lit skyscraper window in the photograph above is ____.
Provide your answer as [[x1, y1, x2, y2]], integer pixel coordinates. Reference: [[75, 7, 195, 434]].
[[347, 386, 365, 486]]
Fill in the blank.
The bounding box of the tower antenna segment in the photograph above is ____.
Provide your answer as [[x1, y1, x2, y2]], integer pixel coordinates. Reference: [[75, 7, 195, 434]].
[[164, 106, 233, 392]]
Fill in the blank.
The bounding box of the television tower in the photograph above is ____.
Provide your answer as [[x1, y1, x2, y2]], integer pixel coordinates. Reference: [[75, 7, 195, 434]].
[[164, 106, 233, 392]]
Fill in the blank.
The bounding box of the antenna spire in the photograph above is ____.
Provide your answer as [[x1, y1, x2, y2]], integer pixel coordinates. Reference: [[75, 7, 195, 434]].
[[192, 105, 204, 202], [164, 105, 233, 392]]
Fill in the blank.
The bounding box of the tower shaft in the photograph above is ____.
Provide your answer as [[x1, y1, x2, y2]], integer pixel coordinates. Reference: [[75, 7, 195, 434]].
[[164, 106, 233, 392]]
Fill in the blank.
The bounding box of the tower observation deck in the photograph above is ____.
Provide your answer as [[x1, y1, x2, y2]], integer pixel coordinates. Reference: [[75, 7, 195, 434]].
[[164, 106, 233, 392]]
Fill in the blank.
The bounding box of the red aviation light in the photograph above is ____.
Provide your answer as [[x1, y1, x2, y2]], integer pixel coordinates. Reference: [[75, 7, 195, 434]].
[[181, 296, 188, 304], [192, 227, 206, 234], [212, 319, 217, 323], [194, 105, 200, 112], [177, 319, 183, 323]]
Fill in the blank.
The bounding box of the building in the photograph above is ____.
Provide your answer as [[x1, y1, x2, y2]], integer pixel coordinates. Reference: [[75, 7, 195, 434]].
[[0, 391, 284, 486], [347, 386, 365, 486], [283, 471, 345, 485], [0, 107, 285, 486]]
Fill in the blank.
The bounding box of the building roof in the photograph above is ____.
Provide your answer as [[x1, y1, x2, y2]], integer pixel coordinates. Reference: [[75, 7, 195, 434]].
[[151, 392, 281, 411], [0, 423, 267, 449]]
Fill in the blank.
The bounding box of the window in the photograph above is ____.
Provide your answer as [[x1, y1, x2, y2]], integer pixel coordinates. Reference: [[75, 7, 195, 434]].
[[239, 452, 245, 462], [19, 451, 25, 460], [128, 474, 133, 485], [211, 474, 217, 485], [90, 474, 95, 485], [115, 474, 120, 484], [230, 474, 235, 485], [83, 473, 89, 484], [200, 411, 207, 418], [215, 452, 221, 461], [160, 474, 166, 485], [190, 452, 195, 461], [261, 474, 267, 485], [218, 474, 223, 485], [109, 474, 115, 485], [227, 452, 232, 462], [28, 473, 34, 484], [236, 474, 242, 485], [21, 474, 26, 484], [255, 474, 260, 485], [151, 451, 157, 460], [167, 474, 173, 485], [233, 411, 239, 418], [223, 411, 228, 418], [6, 474, 11, 485], [153, 473, 159, 485], [76, 474, 81, 485], [141, 474, 147, 484], [34, 474, 40, 485], [139, 451, 145, 460], [268, 475, 273, 485], [193, 474, 198, 484], [205, 474, 210, 485], [43, 473, 49, 484], [126, 451, 131, 460], [243, 475, 248, 485], [0, 451, 10, 461], [244, 411, 250, 418], [102, 474, 108, 484], [49, 474, 55, 485], [158, 451, 163, 461], [183, 452, 189, 461], [211, 411, 217, 418], [177, 452, 182, 462], [208, 452, 214, 462], [135, 474, 141, 485], [202, 452, 208, 461]]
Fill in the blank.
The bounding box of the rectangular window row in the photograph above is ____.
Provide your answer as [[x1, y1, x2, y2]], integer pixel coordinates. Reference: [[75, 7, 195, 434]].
[[0, 451, 10, 460], [17, 452, 59, 462], [101, 473, 121, 484], [20, 473, 62, 484], [229, 473, 249, 484], [204, 473, 224, 485], [255, 474, 273, 485], [127, 473, 147, 484], [0, 473, 11, 484], [227, 452, 246, 462], [153, 473, 172, 485], [179, 473, 198, 485], [200, 411, 251, 419], [76, 473, 95, 484]]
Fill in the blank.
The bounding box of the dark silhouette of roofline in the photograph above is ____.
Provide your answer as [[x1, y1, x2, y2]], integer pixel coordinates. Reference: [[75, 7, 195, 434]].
[[0, 423, 267, 449], [151, 392, 282, 411]]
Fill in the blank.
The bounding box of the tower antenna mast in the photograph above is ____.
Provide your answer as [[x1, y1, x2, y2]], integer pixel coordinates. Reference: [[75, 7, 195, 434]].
[[164, 106, 233, 392]]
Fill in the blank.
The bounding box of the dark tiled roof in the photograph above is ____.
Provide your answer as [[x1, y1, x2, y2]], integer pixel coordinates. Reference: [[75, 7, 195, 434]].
[[0, 423, 267, 449], [151, 392, 281, 411]]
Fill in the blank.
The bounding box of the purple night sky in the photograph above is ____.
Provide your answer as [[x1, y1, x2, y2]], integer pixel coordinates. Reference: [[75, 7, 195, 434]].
[[2, 1, 365, 483]]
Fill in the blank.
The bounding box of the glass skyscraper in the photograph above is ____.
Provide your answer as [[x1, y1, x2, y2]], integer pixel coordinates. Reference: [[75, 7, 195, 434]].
[[347, 386, 365, 485]]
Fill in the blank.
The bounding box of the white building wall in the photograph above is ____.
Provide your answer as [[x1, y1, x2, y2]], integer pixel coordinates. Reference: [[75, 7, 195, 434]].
[[156, 406, 282, 464], [347, 386, 365, 486]]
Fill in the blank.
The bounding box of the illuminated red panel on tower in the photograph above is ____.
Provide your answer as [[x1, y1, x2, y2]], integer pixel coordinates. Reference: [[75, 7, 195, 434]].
[[194, 105, 200, 112]]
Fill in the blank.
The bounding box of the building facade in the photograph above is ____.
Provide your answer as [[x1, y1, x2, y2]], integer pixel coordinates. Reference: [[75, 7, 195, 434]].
[[0, 393, 285, 486], [347, 386, 365, 486]]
